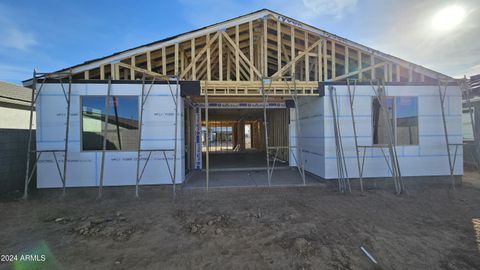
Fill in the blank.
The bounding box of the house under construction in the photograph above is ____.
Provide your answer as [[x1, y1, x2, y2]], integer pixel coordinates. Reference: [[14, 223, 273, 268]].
[[23, 9, 467, 198]]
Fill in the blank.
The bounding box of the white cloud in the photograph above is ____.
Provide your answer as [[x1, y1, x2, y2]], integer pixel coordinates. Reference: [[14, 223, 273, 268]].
[[353, 0, 480, 78], [0, 4, 38, 51], [0, 28, 38, 51], [302, 0, 358, 18]]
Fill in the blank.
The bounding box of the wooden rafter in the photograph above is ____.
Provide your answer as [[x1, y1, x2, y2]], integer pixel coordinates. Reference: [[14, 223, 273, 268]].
[[55, 9, 453, 96], [180, 32, 220, 79], [271, 38, 323, 79]]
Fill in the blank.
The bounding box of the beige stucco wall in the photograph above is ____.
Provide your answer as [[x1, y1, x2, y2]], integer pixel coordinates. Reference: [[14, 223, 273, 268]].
[[0, 106, 35, 129]]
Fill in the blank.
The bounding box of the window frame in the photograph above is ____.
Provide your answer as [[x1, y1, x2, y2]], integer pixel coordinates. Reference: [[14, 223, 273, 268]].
[[80, 95, 140, 152], [371, 96, 419, 146]]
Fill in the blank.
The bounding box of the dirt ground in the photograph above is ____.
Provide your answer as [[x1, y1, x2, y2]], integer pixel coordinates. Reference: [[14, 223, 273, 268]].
[[1, 170, 480, 270]]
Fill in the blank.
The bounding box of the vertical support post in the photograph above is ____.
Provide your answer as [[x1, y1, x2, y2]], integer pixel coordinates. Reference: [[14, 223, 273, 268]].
[[130, 56, 136, 80], [205, 83, 210, 190], [99, 78, 112, 198], [146, 51, 152, 72], [290, 26, 295, 77], [388, 63, 393, 82], [277, 21, 282, 74], [174, 43, 179, 76], [305, 32, 309, 81], [162, 47, 167, 75], [207, 35, 211, 81], [135, 75, 146, 198], [236, 25, 240, 81], [384, 63, 388, 82], [218, 34, 223, 80], [263, 17, 268, 76], [408, 65, 413, 82], [115, 64, 120, 80], [249, 21, 254, 81], [345, 46, 349, 76], [323, 40, 328, 80], [180, 49, 184, 75], [227, 52, 231, 81], [261, 78, 271, 186], [23, 70, 37, 200], [292, 76, 306, 186], [84, 70, 89, 80], [110, 63, 115, 80], [347, 79, 364, 192], [317, 40, 322, 81], [438, 82, 456, 189], [373, 82, 403, 194], [396, 65, 401, 82], [370, 55, 375, 80], [191, 39, 196, 80], [329, 86, 348, 192], [332, 40, 336, 79], [172, 76, 180, 198], [62, 71, 73, 196], [357, 50, 363, 80], [100, 65, 105, 80]]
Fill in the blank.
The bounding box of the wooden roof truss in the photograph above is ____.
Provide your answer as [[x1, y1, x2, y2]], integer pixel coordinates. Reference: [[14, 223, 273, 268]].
[[66, 10, 450, 96]]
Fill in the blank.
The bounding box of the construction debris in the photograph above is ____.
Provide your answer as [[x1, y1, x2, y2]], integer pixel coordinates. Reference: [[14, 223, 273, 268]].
[[360, 246, 378, 264], [47, 212, 140, 241]]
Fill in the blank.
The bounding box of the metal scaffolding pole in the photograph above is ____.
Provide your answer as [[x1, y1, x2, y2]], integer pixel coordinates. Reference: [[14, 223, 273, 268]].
[[290, 78, 307, 186], [346, 79, 364, 192], [369, 80, 404, 195], [23, 70, 37, 200], [172, 75, 180, 198], [438, 80, 462, 189], [328, 85, 351, 193], [261, 78, 272, 185], [135, 75, 147, 198], [62, 72, 72, 196], [98, 78, 112, 198], [205, 82, 210, 190], [23, 70, 72, 200], [135, 73, 180, 198], [261, 74, 306, 186]]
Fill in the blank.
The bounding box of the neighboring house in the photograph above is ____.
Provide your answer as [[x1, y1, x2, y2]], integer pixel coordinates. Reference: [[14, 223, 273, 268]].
[[0, 81, 35, 193], [463, 74, 480, 167], [0, 81, 35, 129]]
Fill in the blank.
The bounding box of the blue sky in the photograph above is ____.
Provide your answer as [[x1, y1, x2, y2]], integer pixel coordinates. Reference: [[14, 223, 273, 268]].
[[0, 0, 479, 84]]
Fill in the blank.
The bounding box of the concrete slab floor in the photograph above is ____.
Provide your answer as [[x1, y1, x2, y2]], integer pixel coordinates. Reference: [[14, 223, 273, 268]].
[[202, 151, 287, 170], [183, 167, 324, 189]]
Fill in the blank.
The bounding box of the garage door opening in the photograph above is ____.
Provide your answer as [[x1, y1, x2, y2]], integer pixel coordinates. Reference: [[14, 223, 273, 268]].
[[200, 108, 289, 170]]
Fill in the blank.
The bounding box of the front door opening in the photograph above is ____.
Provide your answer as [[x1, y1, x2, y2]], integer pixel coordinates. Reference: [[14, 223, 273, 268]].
[[199, 108, 289, 170]]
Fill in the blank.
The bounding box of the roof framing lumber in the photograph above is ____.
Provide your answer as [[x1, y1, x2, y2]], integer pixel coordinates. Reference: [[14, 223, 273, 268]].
[[66, 12, 269, 75], [180, 32, 219, 79], [271, 38, 323, 79], [34, 9, 452, 90]]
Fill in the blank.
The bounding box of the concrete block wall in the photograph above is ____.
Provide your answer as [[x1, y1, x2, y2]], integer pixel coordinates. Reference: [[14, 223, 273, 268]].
[[0, 129, 35, 193]]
